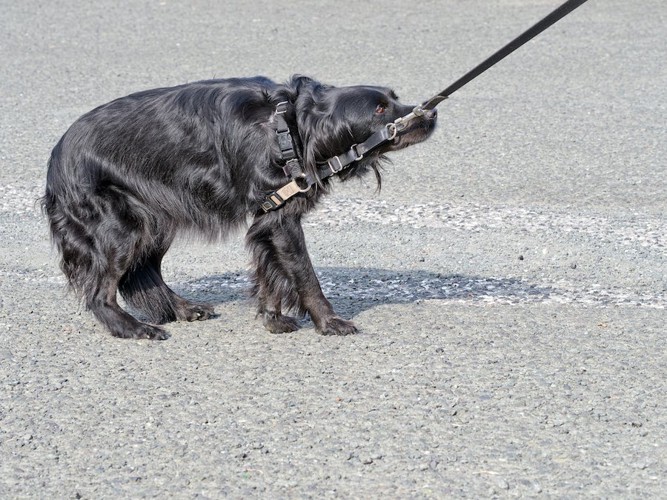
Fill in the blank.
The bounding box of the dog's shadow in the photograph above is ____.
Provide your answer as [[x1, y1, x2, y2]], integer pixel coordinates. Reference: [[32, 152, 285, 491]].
[[170, 268, 554, 318]]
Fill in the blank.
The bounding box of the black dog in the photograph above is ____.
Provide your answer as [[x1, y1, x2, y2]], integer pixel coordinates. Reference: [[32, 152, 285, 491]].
[[43, 75, 436, 339]]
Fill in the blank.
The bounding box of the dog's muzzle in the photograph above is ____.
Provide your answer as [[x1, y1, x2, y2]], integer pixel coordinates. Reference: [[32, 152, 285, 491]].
[[392, 105, 437, 135]]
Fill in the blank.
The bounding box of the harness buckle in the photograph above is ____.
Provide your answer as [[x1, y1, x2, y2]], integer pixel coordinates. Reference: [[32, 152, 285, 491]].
[[261, 178, 311, 213], [327, 156, 344, 174], [351, 144, 364, 161]]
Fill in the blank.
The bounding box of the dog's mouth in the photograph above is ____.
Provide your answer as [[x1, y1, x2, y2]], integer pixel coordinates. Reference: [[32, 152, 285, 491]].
[[388, 112, 437, 151], [334, 110, 437, 184]]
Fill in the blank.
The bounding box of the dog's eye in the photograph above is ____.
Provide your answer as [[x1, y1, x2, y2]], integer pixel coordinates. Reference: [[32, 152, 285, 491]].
[[375, 104, 387, 114]]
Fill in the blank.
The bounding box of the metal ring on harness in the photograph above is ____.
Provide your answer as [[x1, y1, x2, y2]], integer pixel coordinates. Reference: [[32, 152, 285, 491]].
[[386, 122, 398, 141], [294, 175, 311, 192]]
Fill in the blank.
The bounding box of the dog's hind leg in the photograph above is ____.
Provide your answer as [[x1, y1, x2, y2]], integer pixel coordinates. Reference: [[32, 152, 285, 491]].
[[118, 252, 215, 324], [50, 185, 198, 339], [87, 273, 170, 340], [44, 192, 168, 339], [79, 234, 171, 340]]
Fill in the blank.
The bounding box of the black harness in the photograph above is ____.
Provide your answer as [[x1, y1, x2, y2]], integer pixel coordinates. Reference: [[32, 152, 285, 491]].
[[261, 101, 399, 213], [261, 0, 589, 213]]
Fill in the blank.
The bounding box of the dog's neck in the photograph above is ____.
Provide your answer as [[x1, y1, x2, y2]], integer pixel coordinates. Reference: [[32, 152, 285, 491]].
[[271, 102, 306, 179]]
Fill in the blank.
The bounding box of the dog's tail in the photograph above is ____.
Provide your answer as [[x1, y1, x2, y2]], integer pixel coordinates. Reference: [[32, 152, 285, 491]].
[[42, 142, 103, 302]]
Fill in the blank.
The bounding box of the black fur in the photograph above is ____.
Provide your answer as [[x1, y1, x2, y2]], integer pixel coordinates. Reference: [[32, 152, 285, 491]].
[[42, 75, 436, 339]]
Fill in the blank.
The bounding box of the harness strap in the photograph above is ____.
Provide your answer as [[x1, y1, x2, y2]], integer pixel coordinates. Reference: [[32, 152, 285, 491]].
[[262, 109, 398, 212], [315, 124, 396, 182], [274, 101, 298, 163]]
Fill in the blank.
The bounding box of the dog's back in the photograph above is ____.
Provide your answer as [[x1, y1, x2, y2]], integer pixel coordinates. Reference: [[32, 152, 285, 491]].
[[44, 78, 282, 263], [45, 77, 278, 225]]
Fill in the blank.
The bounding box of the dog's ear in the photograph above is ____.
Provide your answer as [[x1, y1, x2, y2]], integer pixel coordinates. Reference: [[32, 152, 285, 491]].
[[292, 81, 353, 188], [267, 75, 320, 108], [289, 75, 318, 94]]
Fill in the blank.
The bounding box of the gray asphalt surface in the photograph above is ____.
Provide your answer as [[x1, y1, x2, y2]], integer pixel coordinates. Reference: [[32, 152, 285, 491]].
[[1, 0, 665, 497]]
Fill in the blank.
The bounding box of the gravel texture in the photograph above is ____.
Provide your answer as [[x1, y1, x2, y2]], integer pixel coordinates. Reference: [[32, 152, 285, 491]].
[[1, 0, 665, 497]]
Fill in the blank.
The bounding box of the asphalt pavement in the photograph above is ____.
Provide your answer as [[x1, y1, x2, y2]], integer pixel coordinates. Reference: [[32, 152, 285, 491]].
[[1, 0, 665, 497]]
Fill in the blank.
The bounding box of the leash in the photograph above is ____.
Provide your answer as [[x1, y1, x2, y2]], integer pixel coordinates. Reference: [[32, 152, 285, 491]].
[[262, 0, 590, 212], [396, 0, 590, 130]]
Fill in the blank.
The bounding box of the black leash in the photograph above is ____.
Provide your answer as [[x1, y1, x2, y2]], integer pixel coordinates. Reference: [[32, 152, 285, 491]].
[[396, 0, 590, 129], [262, 0, 590, 212], [421, 0, 589, 110]]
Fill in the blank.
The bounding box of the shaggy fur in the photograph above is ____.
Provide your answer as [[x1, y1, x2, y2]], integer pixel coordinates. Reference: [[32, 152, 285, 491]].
[[42, 75, 437, 339]]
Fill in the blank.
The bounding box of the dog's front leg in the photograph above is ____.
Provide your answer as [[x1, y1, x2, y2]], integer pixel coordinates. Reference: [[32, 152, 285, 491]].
[[246, 213, 357, 335]]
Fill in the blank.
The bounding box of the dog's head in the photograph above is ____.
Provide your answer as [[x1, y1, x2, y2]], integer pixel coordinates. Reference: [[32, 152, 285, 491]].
[[288, 76, 437, 187]]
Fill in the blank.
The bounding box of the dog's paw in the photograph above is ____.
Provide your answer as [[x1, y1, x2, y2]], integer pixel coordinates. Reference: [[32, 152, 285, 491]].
[[141, 325, 171, 340], [318, 317, 358, 336], [178, 302, 215, 322], [262, 313, 300, 334], [113, 323, 170, 340]]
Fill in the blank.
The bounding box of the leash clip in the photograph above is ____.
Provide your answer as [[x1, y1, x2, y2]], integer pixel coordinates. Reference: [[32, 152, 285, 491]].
[[393, 105, 426, 133]]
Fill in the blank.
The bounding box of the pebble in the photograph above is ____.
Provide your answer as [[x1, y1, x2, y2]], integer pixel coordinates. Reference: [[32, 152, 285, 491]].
[[496, 479, 510, 490]]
